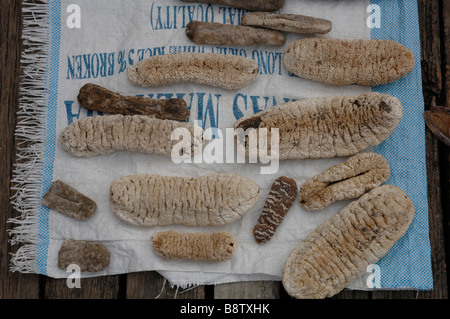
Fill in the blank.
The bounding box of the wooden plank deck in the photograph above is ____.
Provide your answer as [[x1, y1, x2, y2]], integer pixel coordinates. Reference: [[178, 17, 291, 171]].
[[1, 0, 448, 300]]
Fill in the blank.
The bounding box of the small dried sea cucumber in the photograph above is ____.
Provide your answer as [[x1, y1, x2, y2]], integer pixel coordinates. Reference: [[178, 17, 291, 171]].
[[242, 12, 332, 34], [77, 83, 190, 121], [283, 38, 415, 86], [180, 0, 285, 12], [58, 239, 110, 272], [234, 92, 403, 160], [109, 173, 260, 227], [299, 153, 390, 211], [186, 21, 286, 46], [253, 176, 298, 244], [58, 114, 204, 158], [42, 180, 97, 220], [282, 185, 415, 299], [127, 52, 258, 90], [152, 230, 237, 262]]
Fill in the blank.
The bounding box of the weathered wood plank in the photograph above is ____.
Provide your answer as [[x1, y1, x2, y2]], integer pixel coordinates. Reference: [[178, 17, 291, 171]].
[[439, 0, 450, 301], [44, 276, 121, 299], [214, 281, 280, 299], [0, 0, 41, 299], [371, 290, 417, 299], [419, 0, 443, 104], [422, 127, 448, 299], [417, 0, 449, 300], [126, 271, 205, 299], [422, 127, 449, 299], [442, 0, 450, 107], [332, 289, 370, 299]]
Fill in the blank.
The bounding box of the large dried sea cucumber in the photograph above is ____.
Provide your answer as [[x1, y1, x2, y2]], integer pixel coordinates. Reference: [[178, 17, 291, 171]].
[[127, 52, 258, 90], [109, 173, 260, 227], [283, 38, 415, 86], [234, 92, 403, 160], [299, 153, 391, 211], [58, 114, 204, 158], [282, 185, 415, 299], [152, 230, 237, 262]]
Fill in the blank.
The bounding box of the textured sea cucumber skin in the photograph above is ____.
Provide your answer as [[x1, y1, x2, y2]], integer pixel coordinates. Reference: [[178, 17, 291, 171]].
[[186, 21, 286, 46], [152, 230, 237, 262], [180, 0, 285, 12], [283, 38, 415, 86], [127, 52, 259, 90], [58, 114, 203, 158], [282, 185, 415, 299], [299, 153, 391, 211], [241, 12, 332, 34], [253, 176, 298, 243], [42, 180, 97, 220], [58, 239, 110, 272], [109, 173, 260, 227], [77, 83, 190, 121], [234, 92, 403, 160]]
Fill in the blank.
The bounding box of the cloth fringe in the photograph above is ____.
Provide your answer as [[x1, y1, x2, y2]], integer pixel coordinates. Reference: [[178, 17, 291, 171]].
[[154, 278, 200, 299], [8, 0, 50, 274]]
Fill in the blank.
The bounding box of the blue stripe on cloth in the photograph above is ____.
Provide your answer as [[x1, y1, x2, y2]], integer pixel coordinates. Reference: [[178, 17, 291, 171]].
[[36, 0, 61, 276], [370, 0, 433, 289]]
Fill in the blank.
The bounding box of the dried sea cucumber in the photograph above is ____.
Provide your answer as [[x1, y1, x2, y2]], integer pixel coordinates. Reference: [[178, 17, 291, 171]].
[[77, 83, 190, 121], [234, 92, 403, 160], [127, 52, 258, 90], [152, 230, 237, 262], [180, 0, 285, 12], [242, 12, 332, 34], [283, 38, 415, 86], [42, 180, 97, 220], [282, 185, 415, 299], [186, 21, 286, 46], [109, 173, 260, 227], [253, 176, 298, 244], [58, 114, 204, 158], [58, 239, 110, 272], [299, 153, 390, 211]]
